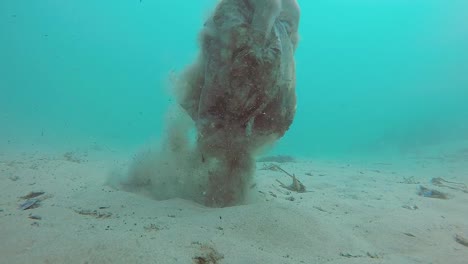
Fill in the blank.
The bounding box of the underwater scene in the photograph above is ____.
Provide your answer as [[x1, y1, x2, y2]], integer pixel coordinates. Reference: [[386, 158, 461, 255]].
[[1, 0, 467, 263]]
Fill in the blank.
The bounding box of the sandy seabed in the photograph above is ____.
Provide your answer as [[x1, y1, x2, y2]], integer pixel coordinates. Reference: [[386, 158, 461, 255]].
[[1, 143, 468, 264]]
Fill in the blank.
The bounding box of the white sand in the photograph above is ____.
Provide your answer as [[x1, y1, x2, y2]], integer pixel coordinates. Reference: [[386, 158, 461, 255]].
[[1, 144, 468, 264]]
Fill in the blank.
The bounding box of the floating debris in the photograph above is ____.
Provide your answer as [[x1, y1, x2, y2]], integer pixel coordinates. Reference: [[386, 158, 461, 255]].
[[418, 186, 448, 199]]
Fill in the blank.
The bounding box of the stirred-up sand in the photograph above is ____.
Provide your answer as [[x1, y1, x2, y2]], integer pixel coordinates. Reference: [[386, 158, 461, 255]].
[[1, 141, 468, 264]]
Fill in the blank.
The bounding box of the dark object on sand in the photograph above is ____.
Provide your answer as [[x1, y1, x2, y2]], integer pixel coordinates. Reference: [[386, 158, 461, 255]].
[[260, 163, 282, 171], [258, 155, 296, 163], [28, 214, 42, 220], [20, 191, 45, 200], [431, 177, 468, 193], [418, 185, 448, 199], [74, 209, 112, 219], [193, 244, 224, 264], [19, 199, 40, 210], [400, 176, 420, 184], [19, 191, 46, 210], [176, 0, 300, 207], [402, 205, 418, 210], [455, 233, 468, 247], [18, 192, 51, 210]]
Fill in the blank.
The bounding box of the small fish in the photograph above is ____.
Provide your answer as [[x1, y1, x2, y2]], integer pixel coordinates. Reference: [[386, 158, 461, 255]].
[[29, 214, 42, 220], [20, 191, 44, 199], [19, 199, 39, 210]]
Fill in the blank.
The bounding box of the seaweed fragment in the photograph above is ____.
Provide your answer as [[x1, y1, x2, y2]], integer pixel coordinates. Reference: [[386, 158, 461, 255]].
[[418, 185, 448, 199]]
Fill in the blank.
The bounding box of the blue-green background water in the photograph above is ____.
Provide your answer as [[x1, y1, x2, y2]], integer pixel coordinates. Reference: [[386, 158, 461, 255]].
[[1, 0, 467, 157]]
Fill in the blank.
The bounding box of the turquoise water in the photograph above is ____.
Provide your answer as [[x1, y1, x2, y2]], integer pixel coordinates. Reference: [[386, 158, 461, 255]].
[[1, 0, 467, 157]]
